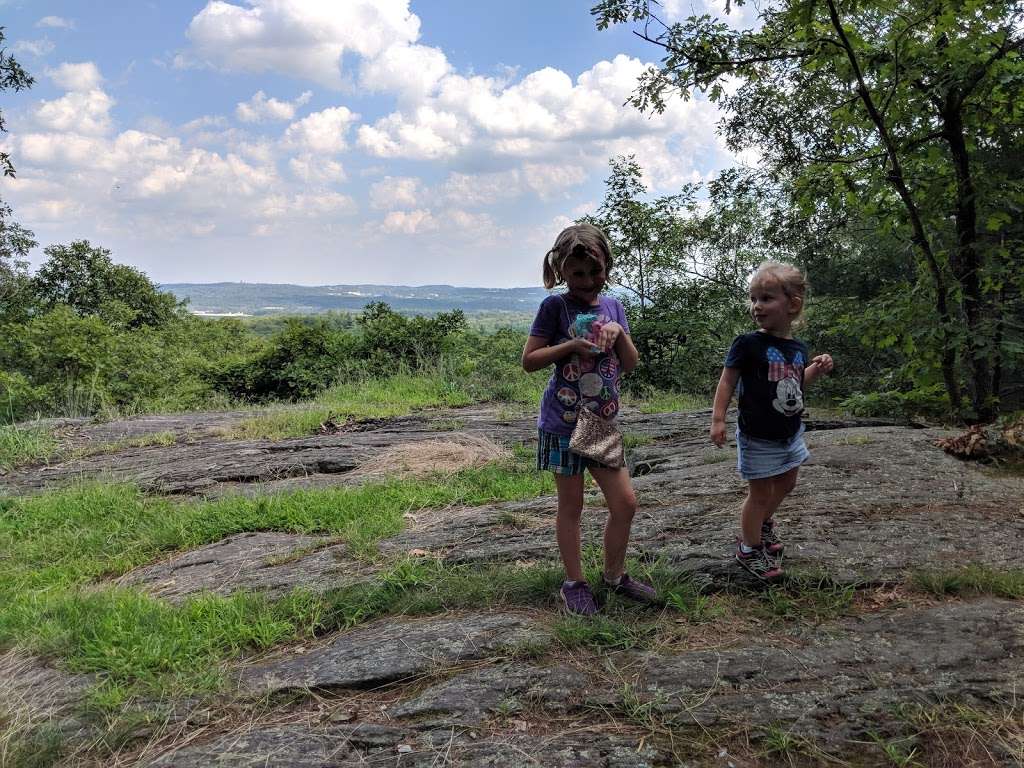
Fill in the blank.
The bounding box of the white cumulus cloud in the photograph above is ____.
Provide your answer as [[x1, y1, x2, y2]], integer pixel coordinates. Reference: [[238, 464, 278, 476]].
[[185, 0, 422, 89], [36, 16, 75, 29], [236, 90, 312, 123], [380, 208, 437, 234], [282, 106, 359, 154], [13, 39, 55, 57], [369, 176, 424, 209]]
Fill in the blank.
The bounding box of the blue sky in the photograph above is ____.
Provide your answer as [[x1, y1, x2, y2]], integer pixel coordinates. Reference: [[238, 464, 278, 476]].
[[1, 1, 749, 287]]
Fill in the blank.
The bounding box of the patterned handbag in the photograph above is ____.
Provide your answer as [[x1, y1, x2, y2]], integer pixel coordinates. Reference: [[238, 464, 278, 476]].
[[569, 401, 625, 469]]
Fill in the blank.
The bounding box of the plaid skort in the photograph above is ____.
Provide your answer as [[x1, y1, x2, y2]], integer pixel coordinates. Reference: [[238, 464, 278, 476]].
[[536, 428, 611, 476]]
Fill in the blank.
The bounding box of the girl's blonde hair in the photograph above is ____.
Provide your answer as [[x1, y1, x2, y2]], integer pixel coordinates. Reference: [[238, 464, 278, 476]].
[[542, 223, 614, 290], [750, 260, 809, 317]]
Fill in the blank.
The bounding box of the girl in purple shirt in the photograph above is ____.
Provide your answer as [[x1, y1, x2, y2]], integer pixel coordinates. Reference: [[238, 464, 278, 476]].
[[522, 224, 656, 616]]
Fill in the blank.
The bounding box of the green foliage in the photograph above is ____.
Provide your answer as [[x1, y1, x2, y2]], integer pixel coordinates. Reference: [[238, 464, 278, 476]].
[[31, 240, 181, 329], [594, 0, 1024, 421], [0, 26, 34, 180], [0, 459, 553, 695], [912, 565, 1024, 599], [0, 423, 57, 471], [841, 385, 949, 421], [0, 308, 256, 420]]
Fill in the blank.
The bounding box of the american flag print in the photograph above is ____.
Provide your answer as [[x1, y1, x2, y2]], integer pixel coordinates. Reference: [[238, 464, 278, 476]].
[[766, 347, 805, 383]]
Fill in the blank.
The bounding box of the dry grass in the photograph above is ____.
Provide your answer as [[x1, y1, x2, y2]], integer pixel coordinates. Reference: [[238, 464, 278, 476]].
[[347, 433, 512, 480]]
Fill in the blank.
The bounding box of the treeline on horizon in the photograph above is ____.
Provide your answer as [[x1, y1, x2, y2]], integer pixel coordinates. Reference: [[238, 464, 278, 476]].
[[1, 0, 1022, 425]]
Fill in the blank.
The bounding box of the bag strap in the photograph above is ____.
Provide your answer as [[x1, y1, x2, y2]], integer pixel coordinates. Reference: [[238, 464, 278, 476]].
[[557, 294, 585, 416]]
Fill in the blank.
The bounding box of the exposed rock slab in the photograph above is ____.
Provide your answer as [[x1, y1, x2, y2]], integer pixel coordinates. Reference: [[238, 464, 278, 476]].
[[144, 722, 663, 767], [388, 662, 587, 725], [605, 598, 1023, 746], [239, 612, 550, 694], [0, 405, 540, 496], [0, 649, 95, 743], [116, 532, 369, 602], [118, 420, 1024, 602], [145, 722, 412, 767]]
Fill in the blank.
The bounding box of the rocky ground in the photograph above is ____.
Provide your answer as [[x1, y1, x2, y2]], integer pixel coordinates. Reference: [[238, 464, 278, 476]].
[[2, 404, 1022, 767]]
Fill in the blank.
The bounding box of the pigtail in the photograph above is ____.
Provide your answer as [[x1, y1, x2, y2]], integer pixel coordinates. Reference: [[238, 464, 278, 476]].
[[542, 249, 559, 289]]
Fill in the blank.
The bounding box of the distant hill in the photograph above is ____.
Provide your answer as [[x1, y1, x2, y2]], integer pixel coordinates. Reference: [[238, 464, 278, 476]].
[[161, 282, 551, 317]]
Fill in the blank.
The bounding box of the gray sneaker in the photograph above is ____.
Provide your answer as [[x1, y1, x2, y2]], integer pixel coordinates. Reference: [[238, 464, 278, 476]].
[[761, 520, 784, 555], [560, 581, 598, 616], [735, 543, 783, 581], [606, 573, 657, 603]]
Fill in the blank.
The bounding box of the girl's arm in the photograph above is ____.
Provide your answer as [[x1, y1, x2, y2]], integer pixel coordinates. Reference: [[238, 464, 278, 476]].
[[594, 320, 639, 372], [804, 353, 834, 386], [613, 330, 639, 373], [710, 367, 740, 447], [521, 336, 599, 372]]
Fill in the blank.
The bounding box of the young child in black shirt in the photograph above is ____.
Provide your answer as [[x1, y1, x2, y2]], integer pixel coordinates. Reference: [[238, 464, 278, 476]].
[[710, 261, 834, 580]]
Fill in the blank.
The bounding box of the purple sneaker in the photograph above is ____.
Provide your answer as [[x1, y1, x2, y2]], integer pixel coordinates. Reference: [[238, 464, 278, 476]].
[[560, 581, 598, 616], [606, 573, 657, 604]]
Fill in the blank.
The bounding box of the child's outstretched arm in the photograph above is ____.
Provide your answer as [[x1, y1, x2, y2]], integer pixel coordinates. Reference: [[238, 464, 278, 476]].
[[804, 354, 834, 386], [710, 367, 739, 447]]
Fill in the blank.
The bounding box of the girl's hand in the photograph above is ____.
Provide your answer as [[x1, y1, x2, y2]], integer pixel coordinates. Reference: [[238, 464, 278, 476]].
[[596, 321, 623, 352], [809, 354, 834, 375], [571, 337, 602, 357], [710, 420, 727, 447]]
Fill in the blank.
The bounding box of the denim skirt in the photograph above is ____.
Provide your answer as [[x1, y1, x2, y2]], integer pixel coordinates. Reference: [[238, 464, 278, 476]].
[[736, 425, 809, 481]]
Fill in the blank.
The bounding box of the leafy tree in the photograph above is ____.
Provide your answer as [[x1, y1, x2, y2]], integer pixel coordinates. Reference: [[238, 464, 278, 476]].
[[32, 241, 182, 328], [0, 202, 37, 324], [0, 29, 37, 324], [584, 156, 698, 315], [355, 301, 467, 372], [594, 0, 1024, 421], [0, 27, 33, 179]]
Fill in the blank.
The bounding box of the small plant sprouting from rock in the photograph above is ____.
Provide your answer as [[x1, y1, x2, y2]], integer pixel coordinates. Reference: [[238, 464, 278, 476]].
[[869, 731, 922, 767]]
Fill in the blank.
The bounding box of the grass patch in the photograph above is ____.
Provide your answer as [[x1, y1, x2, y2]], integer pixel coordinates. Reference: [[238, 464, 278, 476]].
[[554, 614, 654, 651], [701, 449, 732, 464], [0, 423, 57, 471], [890, 699, 1023, 767], [0, 455, 554, 698], [70, 430, 178, 459], [627, 390, 705, 414], [623, 433, 652, 450], [232, 372, 475, 439], [911, 565, 1024, 599], [750, 572, 856, 625]]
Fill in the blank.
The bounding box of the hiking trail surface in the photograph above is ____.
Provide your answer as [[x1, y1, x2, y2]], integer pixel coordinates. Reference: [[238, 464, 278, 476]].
[[2, 404, 1021, 767]]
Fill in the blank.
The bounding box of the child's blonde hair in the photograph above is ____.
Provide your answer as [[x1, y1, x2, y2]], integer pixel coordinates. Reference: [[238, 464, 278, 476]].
[[749, 260, 808, 318], [542, 223, 614, 290]]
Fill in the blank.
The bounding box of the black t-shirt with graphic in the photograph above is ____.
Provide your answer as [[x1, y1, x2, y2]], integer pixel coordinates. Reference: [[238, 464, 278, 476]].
[[725, 331, 809, 440]]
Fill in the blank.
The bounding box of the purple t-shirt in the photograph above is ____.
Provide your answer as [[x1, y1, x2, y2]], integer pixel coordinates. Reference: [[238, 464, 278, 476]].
[[528, 293, 630, 435]]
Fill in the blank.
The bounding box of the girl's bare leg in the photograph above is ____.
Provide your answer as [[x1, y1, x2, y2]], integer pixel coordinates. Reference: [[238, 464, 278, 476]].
[[742, 466, 801, 545], [554, 473, 586, 582], [766, 466, 799, 523], [589, 466, 638, 580]]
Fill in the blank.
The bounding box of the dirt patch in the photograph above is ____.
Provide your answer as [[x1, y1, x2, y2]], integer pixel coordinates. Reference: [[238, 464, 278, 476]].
[[346, 432, 511, 480]]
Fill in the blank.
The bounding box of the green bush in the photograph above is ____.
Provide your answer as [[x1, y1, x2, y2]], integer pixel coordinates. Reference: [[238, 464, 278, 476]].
[[840, 384, 949, 420]]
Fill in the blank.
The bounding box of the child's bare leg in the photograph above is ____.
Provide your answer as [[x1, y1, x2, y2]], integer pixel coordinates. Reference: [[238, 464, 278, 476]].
[[765, 466, 799, 524], [554, 473, 586, 581], [741, 477, 776, 546], [589, 467, 638, 580]]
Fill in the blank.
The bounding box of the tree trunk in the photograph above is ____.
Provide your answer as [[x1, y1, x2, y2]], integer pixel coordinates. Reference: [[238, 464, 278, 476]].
[[824, 0, 963, 416], [941, 96, 996, 422]]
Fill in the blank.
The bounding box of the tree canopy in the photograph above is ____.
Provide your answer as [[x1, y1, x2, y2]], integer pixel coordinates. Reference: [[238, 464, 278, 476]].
[[594, 0, 1024, 421]]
